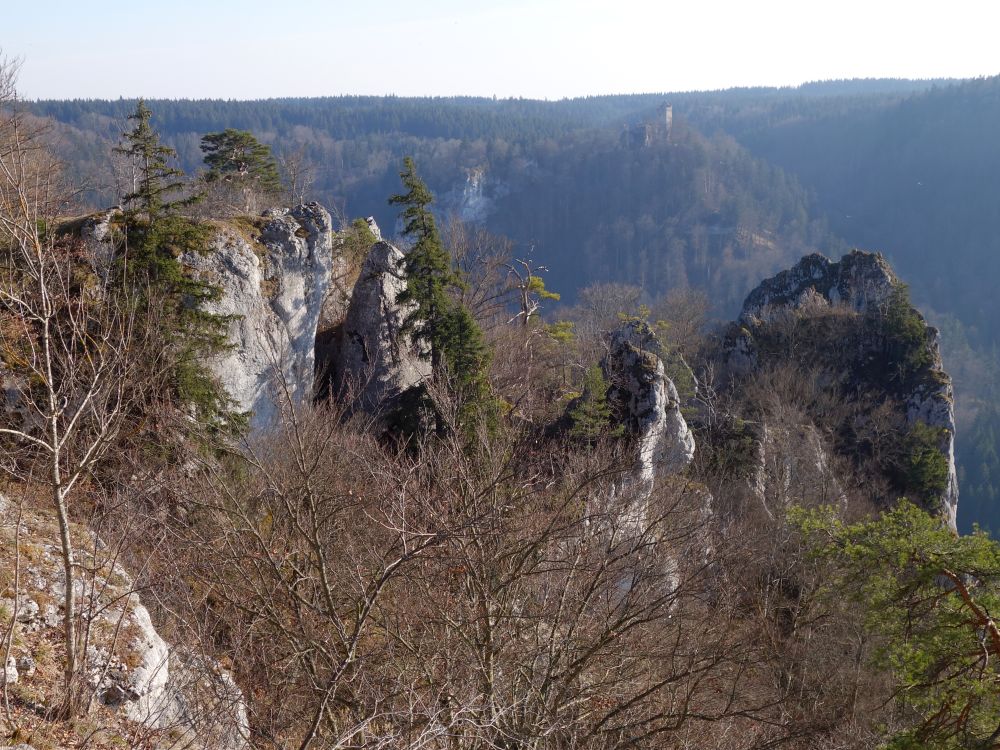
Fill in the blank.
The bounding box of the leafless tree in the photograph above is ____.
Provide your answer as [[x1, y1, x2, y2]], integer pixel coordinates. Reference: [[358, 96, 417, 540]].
[[278, 145, 317, 205], [0, 57, 167, 716]]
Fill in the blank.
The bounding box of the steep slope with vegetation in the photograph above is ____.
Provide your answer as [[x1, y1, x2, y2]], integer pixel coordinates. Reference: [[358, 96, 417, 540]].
[[7, 65, 1000, 750]]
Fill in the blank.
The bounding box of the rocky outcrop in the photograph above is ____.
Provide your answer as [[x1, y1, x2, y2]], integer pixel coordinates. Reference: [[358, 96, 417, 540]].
[[0, 504, 248, 749], [726, 250, 958, 525], [747, 418, 846, 517], [184, 203, 334, 430], [603, 321, 695, 499], [906, 328, 960, 527], [740, 250, 897, 326], [334, 241, 430, 413]]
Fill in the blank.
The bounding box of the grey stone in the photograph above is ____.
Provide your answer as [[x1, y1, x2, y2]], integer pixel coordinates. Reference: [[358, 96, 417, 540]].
[[2, 655, 17, 685], [335, 241, 431, 413], [16, 654, 35, 678], [182, 203, 334, 431], [16, 598, 38, 623]]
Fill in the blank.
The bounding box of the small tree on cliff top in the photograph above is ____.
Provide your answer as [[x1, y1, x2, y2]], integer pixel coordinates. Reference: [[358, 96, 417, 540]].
[[201, 128, 282, 213], [114, 100, 237, 429]]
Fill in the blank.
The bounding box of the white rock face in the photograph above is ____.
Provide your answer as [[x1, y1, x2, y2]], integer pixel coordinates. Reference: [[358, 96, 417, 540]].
[[602, 321, 695, 526], [906, 328, 960, 527], [0, 512, 249, 750], [183, 203, 334, 430], [2, 655, 17, 685], [748, 418, 846, 518], [123, 604, 249, 750], [335, 241, 431, 413]]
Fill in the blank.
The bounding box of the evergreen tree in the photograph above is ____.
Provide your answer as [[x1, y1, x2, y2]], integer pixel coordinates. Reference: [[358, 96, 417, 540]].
[[200, 128, 282, 211], [794, 502, 1000, 750], [114, 101, 238, 430], [389, 157, 492, 430], [567, 364, 619, 441], [114, 99, 193, 222], [390, 156, 489, 382]]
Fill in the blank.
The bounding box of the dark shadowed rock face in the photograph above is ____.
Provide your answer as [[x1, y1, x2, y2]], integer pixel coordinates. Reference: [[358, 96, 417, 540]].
[[334, 241, 430, 414], [727, 250, 958, 526]]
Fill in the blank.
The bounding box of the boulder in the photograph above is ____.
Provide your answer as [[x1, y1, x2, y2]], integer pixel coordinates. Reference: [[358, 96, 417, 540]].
[[2, 655, 16, 685]]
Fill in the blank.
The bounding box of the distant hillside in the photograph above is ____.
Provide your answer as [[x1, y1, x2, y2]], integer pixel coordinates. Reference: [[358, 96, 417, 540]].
[[31, 79, 1000, 532], [675, 75, 1000, 532]]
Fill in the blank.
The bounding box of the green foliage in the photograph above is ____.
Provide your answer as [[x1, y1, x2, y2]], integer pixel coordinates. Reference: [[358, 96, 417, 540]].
[[390, 157, 461, 362], [882, 283, 933, 377], [527, 274, 559, 301], [896, 421, 950, 508], [114, 101, 239, 431], [957, 402, 1000, 535], [343, 217, 377, 269], [792, 502, 1000, 750], [544, 320, 575, 343], [200, 128, 282, 198], [114, 99, 195, 221], [567, 365, 620, 441], [389, 157, 493, 434], [701, 416, 757, 479]]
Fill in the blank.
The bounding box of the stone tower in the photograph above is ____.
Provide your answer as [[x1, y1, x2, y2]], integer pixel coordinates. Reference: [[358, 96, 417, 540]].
[[661, 103, 673, 142]]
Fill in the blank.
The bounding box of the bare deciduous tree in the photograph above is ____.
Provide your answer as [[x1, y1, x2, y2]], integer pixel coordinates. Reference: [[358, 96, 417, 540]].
[[0, 57, 166, 716]]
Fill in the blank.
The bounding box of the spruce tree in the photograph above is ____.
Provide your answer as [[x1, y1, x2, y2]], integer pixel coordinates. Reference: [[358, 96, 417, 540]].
[[389, 157, 492, 430], [114, 99, 192, 222], [390, 157, 488, 379], [114, 101, 238, 430], [567, 364, 618, 441]]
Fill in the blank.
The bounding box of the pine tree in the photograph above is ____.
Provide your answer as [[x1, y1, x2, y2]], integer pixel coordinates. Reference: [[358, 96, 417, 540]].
[[200, 128, 283, 212]]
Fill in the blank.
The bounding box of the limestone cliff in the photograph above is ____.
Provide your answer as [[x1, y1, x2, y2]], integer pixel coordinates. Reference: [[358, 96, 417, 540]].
[[724, 250, 958, 525], [333, 241, 431, 413], [603, 321, 696, 489], [0, 497, 248, 749], [183, 203, 335, 430]]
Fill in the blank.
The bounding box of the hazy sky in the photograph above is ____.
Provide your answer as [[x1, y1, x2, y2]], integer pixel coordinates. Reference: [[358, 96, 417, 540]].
[[6, 0, 999, 100]]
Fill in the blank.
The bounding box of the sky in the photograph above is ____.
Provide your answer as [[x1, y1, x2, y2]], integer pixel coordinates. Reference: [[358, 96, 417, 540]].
[[6, 0, 1000, 100]]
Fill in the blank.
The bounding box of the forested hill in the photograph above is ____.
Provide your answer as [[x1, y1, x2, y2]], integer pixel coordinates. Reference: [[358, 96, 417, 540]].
[[682, 75, 1000, 532], [485, 121, 832, 312], [31, 77, 1000, 532], [695, 76, 1000, 336], [31, 80, 940, 309]]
